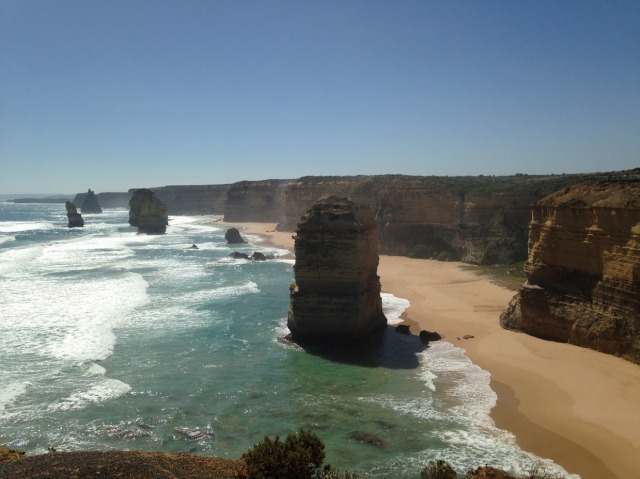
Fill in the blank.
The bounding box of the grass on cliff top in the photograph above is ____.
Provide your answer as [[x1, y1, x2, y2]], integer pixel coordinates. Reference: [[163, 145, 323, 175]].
[[460, 261, 526, 291]]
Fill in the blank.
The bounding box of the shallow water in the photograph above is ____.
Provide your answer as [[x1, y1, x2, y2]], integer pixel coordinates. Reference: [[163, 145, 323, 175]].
[[0, 202, 577, 478]]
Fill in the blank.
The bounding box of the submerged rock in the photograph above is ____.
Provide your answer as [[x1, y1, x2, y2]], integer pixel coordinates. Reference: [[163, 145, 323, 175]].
[[288, 196, 387, 343], [65, 201, 84, 227]]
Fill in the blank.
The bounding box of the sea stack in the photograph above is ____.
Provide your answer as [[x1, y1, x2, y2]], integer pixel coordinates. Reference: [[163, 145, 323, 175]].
[[288, 196, 387, 343], [128, 188, 169, 234], [80, 189, 102, 213], [65, 201, 84, 227], [501, 179, 640, 364]]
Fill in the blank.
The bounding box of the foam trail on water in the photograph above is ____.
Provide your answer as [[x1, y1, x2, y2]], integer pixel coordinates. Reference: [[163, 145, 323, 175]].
[[381, 292, 410, 324]]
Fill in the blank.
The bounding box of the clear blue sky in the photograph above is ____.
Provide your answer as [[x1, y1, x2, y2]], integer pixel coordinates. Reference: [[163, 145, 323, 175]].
[[1, 0, 639, 194]]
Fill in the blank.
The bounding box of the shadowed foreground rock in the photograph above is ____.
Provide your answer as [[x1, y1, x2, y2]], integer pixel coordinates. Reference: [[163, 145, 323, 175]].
[[0, 450, 247, 479], [288, 196, 386, 343]]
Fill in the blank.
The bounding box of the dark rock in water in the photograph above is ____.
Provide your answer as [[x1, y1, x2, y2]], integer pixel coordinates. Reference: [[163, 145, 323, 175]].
[[229, 251, 249, 260], [250, 251, 266, 261], [173, 427, 215, 442], [348, 431, 387, 448], [395, 324, 411, 335], [129, 189, 168, 234], [80, 189, 102, 213], [65, 201, 84, 227], [419, 330, 441, 342], [225, 227, 246, 244], [288, 196, 386, 344], [188, 244, 199, 249]]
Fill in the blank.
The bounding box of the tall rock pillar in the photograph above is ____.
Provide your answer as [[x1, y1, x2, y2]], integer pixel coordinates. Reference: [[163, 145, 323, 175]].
[[129, 188, 169, 234], [288, 196, 387, 343]]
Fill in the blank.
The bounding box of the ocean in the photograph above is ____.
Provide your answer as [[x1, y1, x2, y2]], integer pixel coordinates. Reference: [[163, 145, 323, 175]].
[[0, 202, 577, 478]]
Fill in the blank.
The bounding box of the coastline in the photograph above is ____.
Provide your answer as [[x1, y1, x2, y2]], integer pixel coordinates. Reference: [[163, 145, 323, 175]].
[[227, 220, 640, 479]]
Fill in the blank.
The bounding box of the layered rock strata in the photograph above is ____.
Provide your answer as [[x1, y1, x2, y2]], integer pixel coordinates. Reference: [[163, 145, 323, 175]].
[[223, 179, 290, 222], [79, 189, 102, 213], [288, 197, 387, 343], [150, 185, 230, 215], [276, 174, 591, 264], [65, 201, 84, 227], [501, 179, 640, 364], [129, 189, 169, 234]]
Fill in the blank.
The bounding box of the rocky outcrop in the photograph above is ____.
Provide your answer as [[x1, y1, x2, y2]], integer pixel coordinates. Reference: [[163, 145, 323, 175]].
[[65, 201, 84, 227], [225, 228, 246, 244], [79, 189, 102, 213], [223, 179, 290, 222], [501, 178, 640, 364], [288, 197, 387, 343], [276, 174, 591, 264], [128, 189, 169, 234]]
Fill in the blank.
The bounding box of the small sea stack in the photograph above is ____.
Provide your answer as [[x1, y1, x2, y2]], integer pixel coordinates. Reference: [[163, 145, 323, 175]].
[[128, 188, 168, 234], [65, 201, 84, 227], [287, 196, 386, 343], [80, 189, 102, 213]]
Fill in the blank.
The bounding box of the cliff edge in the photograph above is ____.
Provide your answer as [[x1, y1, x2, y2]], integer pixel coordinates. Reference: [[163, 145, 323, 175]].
[[501, 177, 640, 364]]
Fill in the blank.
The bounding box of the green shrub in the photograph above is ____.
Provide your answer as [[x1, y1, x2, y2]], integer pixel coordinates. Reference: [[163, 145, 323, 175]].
[[421, 459, 457, 479], [242, 428, 325, 479]]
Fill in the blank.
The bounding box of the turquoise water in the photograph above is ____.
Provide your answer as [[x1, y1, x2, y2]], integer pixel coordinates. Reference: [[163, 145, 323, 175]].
[[0, 203, 577, 478]]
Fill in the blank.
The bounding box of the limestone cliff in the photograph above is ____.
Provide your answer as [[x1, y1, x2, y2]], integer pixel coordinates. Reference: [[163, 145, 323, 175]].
[[65, 201, 84, 227], [501, 177, 640, 364], [277, 174, 589, 264], [288, 197, 387, 343], [96, 192, 131, 208], [129, 189, 169, 234], [150, 185, 229, 215], [223, 179, 290, 222]]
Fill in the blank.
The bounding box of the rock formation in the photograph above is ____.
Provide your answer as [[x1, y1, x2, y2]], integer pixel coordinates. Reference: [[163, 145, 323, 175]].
[[223, 179, 290, 222], [150, 184, 230, 215], [65, 201, 84, 227], [277, 174, 592, 264], [80, 189, 102, 213], [225, 227, 246, 244], [288, 197, 387, 343], [128, 189, 169, 234], [501, 178, 640, 364]]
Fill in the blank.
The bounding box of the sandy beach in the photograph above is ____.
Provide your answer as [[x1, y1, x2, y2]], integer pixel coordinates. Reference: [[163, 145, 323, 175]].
[[225, 221, 640, 479]]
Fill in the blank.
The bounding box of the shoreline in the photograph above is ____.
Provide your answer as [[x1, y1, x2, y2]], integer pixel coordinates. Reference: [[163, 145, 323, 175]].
[[225, 220, 640, 479]]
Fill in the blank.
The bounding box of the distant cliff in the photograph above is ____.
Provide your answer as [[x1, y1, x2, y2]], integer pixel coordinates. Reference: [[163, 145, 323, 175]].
[[223, 179, 290, 222], [150, 185, 230, 215], [501, 177, 640, 364], [277, 174, 590, 264]]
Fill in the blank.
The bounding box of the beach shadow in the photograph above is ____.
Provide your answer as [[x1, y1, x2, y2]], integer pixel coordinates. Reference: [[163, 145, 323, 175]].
[[296, 326, 429, 370]]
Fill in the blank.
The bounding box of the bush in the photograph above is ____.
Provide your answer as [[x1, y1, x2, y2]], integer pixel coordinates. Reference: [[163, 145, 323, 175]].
[[421, 459, 457, 479], [242, 428, 325, 479]]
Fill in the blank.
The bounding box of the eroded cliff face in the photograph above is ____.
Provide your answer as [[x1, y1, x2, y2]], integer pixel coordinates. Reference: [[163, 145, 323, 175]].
[[277, 175, 587, 264], [288, 197, 386, 343], [501, 179, 640, 364], [150, 185, 229, 215], [223, 179, 290, 222]]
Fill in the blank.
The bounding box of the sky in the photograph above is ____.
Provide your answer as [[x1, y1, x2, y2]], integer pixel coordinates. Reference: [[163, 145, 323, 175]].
[[1, 0, 639, 194]]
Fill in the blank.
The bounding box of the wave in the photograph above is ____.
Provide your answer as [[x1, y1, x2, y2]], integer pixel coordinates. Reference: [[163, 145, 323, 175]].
[[50, 378, 132, 411]]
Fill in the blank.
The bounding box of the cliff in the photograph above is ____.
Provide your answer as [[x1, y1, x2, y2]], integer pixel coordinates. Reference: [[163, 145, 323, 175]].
[[501, 178, 640, 364], [288, 197, 387, 343], [277, 174, 590, 264], [223, 179, 290, 222], [128, 189, 169, 234], [150, 184, 230, 215]]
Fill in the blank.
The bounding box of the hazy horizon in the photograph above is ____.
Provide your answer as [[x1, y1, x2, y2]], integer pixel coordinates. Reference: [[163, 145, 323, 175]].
[[2, 1, 639, 194]]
